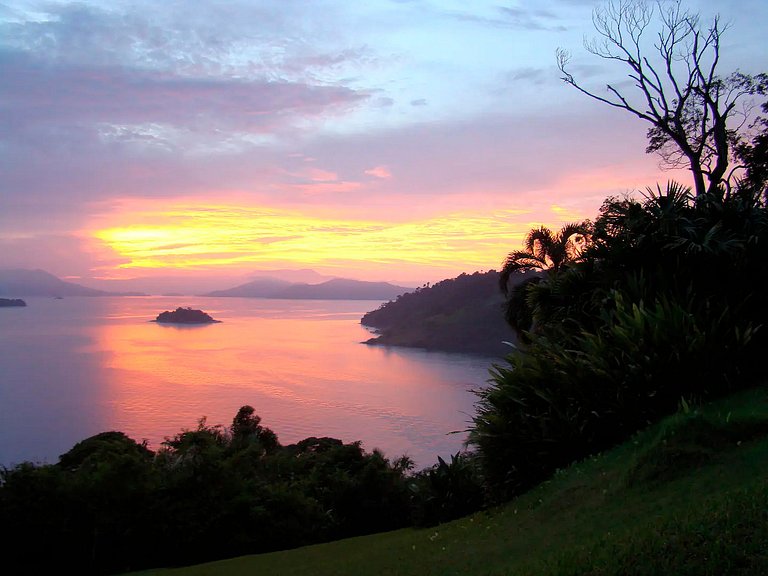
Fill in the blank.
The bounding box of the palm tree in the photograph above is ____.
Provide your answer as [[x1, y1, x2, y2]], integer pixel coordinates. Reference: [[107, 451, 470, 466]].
[[498, 222, 590, 336], [499, 222, 591, 296]]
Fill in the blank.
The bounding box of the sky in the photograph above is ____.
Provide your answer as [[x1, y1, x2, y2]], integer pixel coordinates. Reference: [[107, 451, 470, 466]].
[[1, 0, 766, 292]]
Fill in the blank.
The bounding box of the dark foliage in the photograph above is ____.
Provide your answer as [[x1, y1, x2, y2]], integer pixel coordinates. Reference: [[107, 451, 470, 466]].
[[471, 182, 768, 499], [154, 307, 219, 324], [407, 452, 485, 527], [736, 96, 768, 200], [0, 409, 415, 574], [362, 270, 533, 356]]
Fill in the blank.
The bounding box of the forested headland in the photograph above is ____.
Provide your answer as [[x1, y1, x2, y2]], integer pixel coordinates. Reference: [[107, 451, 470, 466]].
[[361, 270, 537, 356]]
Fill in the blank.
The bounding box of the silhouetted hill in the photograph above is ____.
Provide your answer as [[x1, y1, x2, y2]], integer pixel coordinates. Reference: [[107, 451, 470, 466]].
[[0, 269, 145, 297], [202, 277, 293, 297], [273, 279, 410, 300], [248, 269, 334, 284], [204, 278, 410, 300], [361, 270, 536, 356]]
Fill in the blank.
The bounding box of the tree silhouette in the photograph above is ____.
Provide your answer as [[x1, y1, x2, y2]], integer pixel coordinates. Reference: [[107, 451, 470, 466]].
[[736, 97, 768, 199], [499, 222, 590, 335], [557, 0, 766, 197], [499, 222, 590, 293]]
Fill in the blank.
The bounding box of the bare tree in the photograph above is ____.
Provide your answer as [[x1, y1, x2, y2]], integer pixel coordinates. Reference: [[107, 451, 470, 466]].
[[557, 0, 765, 197]]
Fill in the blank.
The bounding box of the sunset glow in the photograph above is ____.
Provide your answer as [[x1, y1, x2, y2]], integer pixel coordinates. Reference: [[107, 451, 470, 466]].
[[1, 0, 764, 292], [90, 200, 553, 280]]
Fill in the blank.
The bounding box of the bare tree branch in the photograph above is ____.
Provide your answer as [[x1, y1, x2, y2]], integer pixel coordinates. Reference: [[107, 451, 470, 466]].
[[557, 0, 765, 197]]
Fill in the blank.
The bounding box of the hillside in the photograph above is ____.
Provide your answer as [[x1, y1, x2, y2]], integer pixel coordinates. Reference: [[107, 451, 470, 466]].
[[0, 269, 144, 297], [361, 270, 534, 356], [275, 278, 409, 300], [204, 278, 410, 300], [131, 386, 768, 576], [202, 277, 293, 297]]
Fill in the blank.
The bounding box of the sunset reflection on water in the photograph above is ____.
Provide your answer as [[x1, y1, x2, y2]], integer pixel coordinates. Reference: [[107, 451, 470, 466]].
[[6, 297, 492, 468]]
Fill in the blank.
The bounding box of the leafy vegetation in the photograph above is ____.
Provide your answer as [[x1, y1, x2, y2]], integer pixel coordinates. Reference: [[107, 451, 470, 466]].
[[0, 403, 490, 574], [474, 181, 768, 498], [127, 388, 768, 576], [498, 222, 589, 334], [0, 408, 416, 574], [482, 31, 768, 490]]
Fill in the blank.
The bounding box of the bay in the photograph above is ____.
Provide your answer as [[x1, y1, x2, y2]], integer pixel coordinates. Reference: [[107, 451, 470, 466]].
[[0, 296, 493, 469]]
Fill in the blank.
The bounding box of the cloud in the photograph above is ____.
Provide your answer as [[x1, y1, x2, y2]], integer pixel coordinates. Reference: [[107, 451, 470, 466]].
[[0, 50, 367, 136], [0, 233, 129, 279], [374, 96, 395, 107], [505, 67, 549, 86], [365, 166, 393, 179], [0, 1, 359, 78], [305, 168, 340, 182], [0, 0, 727, 285], [288, 181, 364, 196], [447, 4, 567, 31], [86, 197, 540, 281]]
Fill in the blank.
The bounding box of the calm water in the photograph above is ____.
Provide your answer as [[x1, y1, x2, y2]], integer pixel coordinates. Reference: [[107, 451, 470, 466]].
[[0, 297, 493, 469]]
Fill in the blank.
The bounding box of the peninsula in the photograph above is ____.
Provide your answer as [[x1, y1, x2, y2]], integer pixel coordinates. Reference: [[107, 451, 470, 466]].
[[361, 270, 533, 356]]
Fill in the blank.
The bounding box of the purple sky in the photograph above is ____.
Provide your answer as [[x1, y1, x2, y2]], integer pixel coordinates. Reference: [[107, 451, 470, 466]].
[[1, 0, 765, 291]]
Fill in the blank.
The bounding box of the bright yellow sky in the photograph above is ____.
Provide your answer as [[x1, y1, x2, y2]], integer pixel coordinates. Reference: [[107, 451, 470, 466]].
[[89, 198, 585, 283]]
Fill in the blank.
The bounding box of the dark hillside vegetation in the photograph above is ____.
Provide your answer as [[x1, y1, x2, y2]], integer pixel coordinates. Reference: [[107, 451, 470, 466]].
[[469, 0, 768, 501], [473, 182, 768, 499], [129, 387, 768, 576], [0, 406, 483, 574], [0, 408, 413, 574], [361, 270, 536, 356]]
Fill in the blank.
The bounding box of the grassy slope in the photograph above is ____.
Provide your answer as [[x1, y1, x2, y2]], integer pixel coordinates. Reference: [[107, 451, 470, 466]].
[[133, 387, 768, 576]]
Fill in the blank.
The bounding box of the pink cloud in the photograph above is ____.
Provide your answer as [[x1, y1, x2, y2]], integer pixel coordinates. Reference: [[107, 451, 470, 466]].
[[306, 168, 339, 182], [0, 51, 367, 136], [365, 166, 392, 179]]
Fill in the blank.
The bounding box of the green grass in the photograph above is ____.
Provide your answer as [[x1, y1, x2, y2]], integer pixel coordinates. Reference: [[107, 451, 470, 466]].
[[131, 387, 768, 576]]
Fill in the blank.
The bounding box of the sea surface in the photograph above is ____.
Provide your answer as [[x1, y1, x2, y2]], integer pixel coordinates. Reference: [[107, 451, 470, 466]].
[[0, 296, 495, 469]]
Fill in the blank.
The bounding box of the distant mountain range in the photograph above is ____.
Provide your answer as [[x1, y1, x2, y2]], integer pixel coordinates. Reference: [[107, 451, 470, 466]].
[[0, 268, 411, 301], [203, 277, 411, 301], [246, 269, 334, 284], [203, 277, 293, 298], [0, 269, 145, 297]]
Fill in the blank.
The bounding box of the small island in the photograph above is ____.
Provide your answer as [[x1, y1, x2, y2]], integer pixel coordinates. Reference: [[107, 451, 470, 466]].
[[0, 298, 27, 307], [154, 307, 220, 324]]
